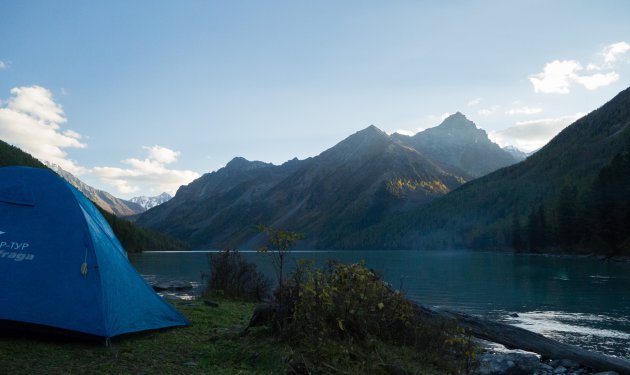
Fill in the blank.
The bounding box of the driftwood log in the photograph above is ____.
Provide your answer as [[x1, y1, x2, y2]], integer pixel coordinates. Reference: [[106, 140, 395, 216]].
[[413, 303, 630, 375]]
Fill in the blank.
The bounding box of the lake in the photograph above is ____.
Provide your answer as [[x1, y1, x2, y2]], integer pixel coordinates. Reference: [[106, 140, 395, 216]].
[[129, 250, 630, 359]]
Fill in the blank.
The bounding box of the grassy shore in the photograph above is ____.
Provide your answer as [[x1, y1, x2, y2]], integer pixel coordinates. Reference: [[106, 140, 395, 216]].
[[0, 298, 449, 374]]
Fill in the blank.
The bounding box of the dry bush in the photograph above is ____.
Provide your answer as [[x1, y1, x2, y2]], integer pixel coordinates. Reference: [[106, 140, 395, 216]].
[[205, 249, 271, 301]]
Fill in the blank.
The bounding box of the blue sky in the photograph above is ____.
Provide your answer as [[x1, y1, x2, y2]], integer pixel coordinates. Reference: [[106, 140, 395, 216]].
[[1, 1, 629, 198]]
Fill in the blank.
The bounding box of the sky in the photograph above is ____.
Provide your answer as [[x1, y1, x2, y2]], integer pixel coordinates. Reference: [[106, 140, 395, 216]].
[[1, 1, 630, 199]]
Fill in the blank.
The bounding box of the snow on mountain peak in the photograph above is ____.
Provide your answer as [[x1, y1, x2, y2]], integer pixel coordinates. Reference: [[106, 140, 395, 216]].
[[130, 192, 172, 210]]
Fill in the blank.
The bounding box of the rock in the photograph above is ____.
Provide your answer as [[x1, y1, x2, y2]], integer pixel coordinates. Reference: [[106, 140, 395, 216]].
[[152, 280, 193, 291], [550, 358, 581, 368], [510, 313, 520, 318], [558, 359, 580, 368], [592, 372, 619, 375], [554, 366, 567, 374], [475, 352, 540, 375], [540, 364, 554, 371]]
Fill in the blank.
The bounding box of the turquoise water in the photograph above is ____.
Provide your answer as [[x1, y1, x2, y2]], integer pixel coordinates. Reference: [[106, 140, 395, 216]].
[[129, 250, 630, 359]]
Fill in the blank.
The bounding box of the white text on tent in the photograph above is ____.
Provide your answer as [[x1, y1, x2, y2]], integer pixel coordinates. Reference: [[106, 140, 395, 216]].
[[0, 249, 35, 262], [0, 241, 30, 251]]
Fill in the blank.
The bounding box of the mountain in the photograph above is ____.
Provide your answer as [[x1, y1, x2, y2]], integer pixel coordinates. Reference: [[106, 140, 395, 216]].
[[45, 162, 145, 217], [130, 192, 172, 210], [502, 145, 530, 161], [346, 86, 630, 255], [392, 113, 518, 177], [0, 139, 188, 252], [137, 125, 470, 249]]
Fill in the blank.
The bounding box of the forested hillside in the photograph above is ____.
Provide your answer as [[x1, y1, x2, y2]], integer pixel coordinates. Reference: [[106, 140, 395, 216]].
[[512, 142, 630, 255], [346, 86, 630, 255]]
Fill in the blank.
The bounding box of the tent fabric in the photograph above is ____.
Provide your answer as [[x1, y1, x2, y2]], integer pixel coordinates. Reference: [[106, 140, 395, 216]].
[[0, 166, 189, 338]]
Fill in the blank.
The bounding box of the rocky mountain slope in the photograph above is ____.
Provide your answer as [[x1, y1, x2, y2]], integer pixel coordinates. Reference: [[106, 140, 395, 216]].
[[130, 192, 172, 210], [45, 163, 145, 217], [137, 124, 506, 249], [392, 112, 518, 177]]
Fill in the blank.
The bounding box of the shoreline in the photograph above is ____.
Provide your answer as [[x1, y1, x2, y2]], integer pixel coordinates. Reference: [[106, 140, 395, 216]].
[[524, 251, 630, 264]]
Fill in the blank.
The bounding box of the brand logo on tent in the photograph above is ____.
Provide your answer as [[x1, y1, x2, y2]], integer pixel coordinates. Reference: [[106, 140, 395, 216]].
[[0, 232, 35, 262]]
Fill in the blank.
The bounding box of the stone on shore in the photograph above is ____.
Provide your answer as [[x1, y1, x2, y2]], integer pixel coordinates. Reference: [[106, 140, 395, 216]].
[[152, 280, 193, 291], [474, 352, 540, 375]]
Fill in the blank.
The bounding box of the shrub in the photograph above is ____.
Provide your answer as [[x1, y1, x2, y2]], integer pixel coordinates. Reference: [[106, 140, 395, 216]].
[[267, 260, 476, 372], [281, 261, 413, 342], [204, 249, 271, 301]]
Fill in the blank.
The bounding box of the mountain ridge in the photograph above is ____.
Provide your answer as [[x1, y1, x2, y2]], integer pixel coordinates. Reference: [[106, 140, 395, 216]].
[[137, 116, 517, 249], [45, 162, 145, 217]]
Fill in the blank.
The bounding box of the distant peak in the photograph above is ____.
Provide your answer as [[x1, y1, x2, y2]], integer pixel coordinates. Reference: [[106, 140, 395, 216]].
[[226, 156, 250, 168], [157, 192, 173, 199], [355, 125, 387, 135], [224, 157, 272, 171], [438, 112, 477, 130], [357, 124, 388, 137], [343, 125, 391, 145], [319, 125, 391, 163]]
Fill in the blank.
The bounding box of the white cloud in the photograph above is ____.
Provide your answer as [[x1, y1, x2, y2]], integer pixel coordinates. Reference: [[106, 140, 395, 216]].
[[0, 86, 87, 174], [602, 41, 630, 64], [489, 113, 585, 152], [0, 86, 200, 197], [0, 61, 7, 70], [92, 145, 200, 195], [586, 63, 601, 71], [477, 105, 499, 116], [573, 72, 620, 90], [529, 60, 581, 94], [529, 60, 620, 94], [530, 42, 629, 94], [467, 97, 482, 107], [388, 125, 426, 137], [505, 106, 543, 115], [391, 129, 416, 136], [144, 145, 179, 164]]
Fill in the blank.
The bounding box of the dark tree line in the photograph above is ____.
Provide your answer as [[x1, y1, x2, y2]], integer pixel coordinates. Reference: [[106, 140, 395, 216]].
[[99, 208, 191, 252], [512, 145, 630, 255]]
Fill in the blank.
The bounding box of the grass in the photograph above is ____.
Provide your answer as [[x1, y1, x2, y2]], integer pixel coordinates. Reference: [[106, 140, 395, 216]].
[[0, 298, 450, 374]]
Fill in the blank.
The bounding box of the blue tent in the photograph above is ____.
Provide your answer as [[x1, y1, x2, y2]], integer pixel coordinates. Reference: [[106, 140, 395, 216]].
[[0, 166, 189, 338]]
